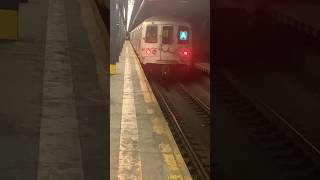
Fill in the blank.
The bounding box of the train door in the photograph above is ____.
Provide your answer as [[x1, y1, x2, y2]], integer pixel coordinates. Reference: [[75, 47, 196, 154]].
[[160, 25, 177, 62], [142, 24, 160, 63], [137, 28, 142, 56]]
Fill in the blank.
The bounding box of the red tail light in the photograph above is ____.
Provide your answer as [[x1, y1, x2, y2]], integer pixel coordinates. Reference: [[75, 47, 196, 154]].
[[180, 48, 191, 58]]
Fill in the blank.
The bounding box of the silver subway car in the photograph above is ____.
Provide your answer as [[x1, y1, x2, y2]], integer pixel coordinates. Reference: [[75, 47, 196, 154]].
[[130, 16, 192, 73]]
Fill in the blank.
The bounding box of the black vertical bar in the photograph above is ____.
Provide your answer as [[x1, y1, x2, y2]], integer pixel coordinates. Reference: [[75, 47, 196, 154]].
[[0, 1, 19, 10]]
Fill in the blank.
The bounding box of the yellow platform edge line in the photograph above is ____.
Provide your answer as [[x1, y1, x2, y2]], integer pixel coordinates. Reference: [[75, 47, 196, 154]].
[[110, 64, 116, 75], [129, 41, 193, 179], [0, 9, 18, 40]]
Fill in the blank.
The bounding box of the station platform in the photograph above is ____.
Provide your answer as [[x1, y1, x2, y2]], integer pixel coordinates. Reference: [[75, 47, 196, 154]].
[[194, 62, 210, 75], [110, 41, 192, 179], [0, 0, 107, 179]]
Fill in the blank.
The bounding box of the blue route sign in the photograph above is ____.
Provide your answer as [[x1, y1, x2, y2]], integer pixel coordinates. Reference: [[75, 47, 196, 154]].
[[179, 31, 188, 40]]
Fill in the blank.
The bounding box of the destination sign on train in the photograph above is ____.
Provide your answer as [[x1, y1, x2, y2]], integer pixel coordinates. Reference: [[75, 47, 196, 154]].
[[180, 31, 188, 40]]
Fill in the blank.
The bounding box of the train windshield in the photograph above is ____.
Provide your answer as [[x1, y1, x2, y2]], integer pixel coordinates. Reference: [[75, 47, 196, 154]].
[[162, 26, 174, 44], [145, 25, 158, 43], [178, 26, 189, 44]]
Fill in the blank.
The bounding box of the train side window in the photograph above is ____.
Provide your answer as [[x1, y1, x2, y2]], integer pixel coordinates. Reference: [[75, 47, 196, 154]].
[[162, 26, 173, 44], [178, 26, 189, 44], [145, 25, 158, 43]]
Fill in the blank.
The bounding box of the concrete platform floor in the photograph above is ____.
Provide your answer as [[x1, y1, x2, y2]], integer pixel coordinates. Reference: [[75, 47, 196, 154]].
[[110, 41, 192, 180], [0, 0, 107, 179]]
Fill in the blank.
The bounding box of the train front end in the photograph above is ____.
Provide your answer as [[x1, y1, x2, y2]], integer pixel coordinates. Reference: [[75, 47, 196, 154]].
[[176, 24, 192, 66], [141, 21, 192, 66]]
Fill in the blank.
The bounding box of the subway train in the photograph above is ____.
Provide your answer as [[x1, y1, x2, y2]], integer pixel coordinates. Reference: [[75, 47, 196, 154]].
[[130, 16, 192, 74]]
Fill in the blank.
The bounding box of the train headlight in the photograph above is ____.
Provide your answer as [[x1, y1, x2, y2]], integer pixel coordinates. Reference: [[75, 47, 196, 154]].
[[152, 49, 157, 54], [146, 49, 151, 54]]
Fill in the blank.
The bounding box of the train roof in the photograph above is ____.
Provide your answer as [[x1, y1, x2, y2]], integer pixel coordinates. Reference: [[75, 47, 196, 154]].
[[143, 16, 190, 23]]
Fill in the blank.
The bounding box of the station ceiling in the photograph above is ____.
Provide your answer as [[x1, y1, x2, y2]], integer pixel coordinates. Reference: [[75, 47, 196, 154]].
[[128, 0, 210, 31]]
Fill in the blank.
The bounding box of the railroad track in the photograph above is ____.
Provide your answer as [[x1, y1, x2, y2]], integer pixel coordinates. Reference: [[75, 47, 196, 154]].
[[150, 80, 210, 180], [177, 83, 210, 115], [176, 82, 210, 128], [214, 69, 320, 179]]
